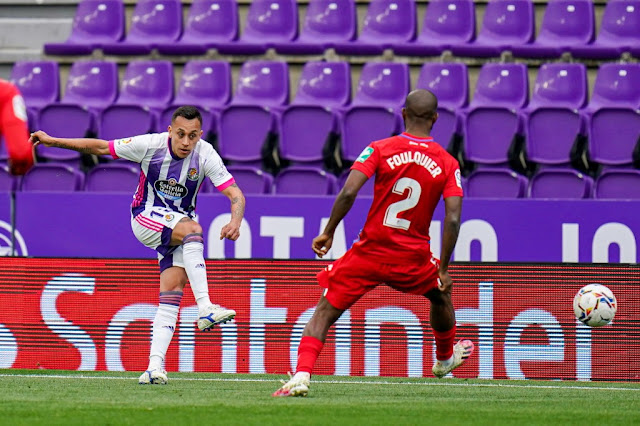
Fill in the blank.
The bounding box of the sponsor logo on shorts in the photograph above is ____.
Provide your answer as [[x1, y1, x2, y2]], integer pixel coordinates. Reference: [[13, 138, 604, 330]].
[[455, 169, 462, 189], [116, 138, 132, 145], [356, 147, 374, 163], [195, 263, 205, 269], [187, 168, 199, 181], [154, 178, 188, 200]]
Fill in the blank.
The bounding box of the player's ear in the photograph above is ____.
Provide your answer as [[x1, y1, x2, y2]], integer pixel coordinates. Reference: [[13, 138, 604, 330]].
[[432, 111, 438, 125], [401, 107, 407, 121], [167, 125, 172, 133]]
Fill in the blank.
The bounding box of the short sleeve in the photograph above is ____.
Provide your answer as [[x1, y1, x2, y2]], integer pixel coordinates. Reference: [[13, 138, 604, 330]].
[[203, 150, 234, 191], [442, 161, 464, 198], [109, 135, 150, 163], [350, 144, 379, 178]]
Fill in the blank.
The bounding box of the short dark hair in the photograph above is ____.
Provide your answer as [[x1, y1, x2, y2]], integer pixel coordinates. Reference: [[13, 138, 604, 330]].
[[172, 105, 202, 126]]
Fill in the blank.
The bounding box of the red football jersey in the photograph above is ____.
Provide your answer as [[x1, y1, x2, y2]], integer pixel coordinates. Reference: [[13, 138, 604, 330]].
[[350, 132, 463, 264]]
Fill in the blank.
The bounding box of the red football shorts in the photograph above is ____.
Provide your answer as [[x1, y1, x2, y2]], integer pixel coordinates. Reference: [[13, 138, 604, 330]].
[[317, 248, 441, 310]]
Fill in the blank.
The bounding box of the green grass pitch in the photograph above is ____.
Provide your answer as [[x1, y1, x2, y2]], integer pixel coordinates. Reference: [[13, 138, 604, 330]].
[[1, 370, 639, 425]]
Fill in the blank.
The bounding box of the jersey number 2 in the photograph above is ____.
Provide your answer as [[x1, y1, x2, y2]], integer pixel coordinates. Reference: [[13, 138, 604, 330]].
[[383, 177, 421, 230]]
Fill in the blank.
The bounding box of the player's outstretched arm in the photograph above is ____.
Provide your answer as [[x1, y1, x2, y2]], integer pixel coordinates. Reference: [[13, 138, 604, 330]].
[[312, 169, 368, 257], [219, 182, 245, 241], [438, 196, 462, 292], [29, 130, 110, 156]]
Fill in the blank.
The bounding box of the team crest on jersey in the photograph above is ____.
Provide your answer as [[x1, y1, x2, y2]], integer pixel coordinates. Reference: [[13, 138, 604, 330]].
[[165, 214, 174, 221], [116, 138, 132, 145], [356, 147, 374, 163], [455, 169, 462, 188], [154, 178, 188, 201], [187, 168, 199, 181]]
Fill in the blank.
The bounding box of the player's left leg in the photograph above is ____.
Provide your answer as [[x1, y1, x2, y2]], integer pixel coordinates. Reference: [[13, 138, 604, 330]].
[[139, 267, 187, 385], [171, 217, 235, 331], [272, 295, 345, 397]]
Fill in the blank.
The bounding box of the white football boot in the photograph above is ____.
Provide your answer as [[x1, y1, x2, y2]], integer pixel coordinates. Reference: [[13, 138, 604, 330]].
[[138, 368, 168, 385], [272, 372, 310, 397], [197, 304, 236, 331], [432, 339, 475, 378]]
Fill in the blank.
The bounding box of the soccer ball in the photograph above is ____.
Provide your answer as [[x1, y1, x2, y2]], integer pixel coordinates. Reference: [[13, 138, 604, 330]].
[[573, 284, 617, 327]]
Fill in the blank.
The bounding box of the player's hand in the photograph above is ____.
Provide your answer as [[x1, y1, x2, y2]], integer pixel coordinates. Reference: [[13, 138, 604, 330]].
[[29, 130, 53, 147], [312, 233, 333, 258], [437, 269, 453, 294], [220, 222, 240, 241]]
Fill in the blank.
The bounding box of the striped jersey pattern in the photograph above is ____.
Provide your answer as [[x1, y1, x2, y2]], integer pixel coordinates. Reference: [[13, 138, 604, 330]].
[[108, 132, 234, 217]]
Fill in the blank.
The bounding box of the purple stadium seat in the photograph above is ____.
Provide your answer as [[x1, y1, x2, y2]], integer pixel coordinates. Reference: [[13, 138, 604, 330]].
[[273, 166, 338, 195], [218, 61, 289, 165], [44, 0, 125, 55], [10, 61, 59, 129], [511, 0, 594, 59], [528, 168, 593, 199], [0, 164, 18, 192], [463, 63, 529, 165], [101, 0, 182, 55], [156, 0, 239, 55], [342, 63, 410, 162], [585, 63, 640, 167], [99, 61, 174, 141], [226, 165, 273, 194], [20, 163, 85, 192], [339, 169, 374, 196], [393, 0, 476, 57], [524, 63, 588, 165], [0, 139, 8, 165], [451, 0, 534, 58], [274, 0, 357, 55], [465, 168, 528, 198], [159, 61, 232, 136], [85, 163, 140, 192], [571, 1, 640, 60], [334, 0, 416, 56], [37, 61, 119, 165], [415, 63, 468, 147], [595, 169, 640, 199], [216, 0, 297, 55], [280, 62, 351, 164]]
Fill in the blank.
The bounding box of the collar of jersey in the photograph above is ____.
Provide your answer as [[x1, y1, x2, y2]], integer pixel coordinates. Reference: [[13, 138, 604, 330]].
[[399, 132, 434, 143]]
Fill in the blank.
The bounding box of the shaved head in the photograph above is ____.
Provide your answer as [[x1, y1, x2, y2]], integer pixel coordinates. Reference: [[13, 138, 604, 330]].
[[404, 89, 438, 120], [402, 89, 439, 134]]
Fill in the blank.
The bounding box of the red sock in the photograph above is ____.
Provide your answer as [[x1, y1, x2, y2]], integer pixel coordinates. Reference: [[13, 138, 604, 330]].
[[296, 336, 324, 374], [433, 326, 456, 361]]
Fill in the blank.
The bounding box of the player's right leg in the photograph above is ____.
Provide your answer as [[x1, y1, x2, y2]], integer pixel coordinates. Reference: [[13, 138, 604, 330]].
[[425, 287, 474, 378], [139, 267, 187, 385]]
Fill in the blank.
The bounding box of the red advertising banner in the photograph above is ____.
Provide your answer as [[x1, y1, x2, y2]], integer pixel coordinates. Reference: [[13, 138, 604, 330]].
[[0, 258, 638, 381]]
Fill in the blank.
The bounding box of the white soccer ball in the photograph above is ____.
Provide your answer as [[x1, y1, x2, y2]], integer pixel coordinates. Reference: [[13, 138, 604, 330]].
[[573, 284, 617, 327]]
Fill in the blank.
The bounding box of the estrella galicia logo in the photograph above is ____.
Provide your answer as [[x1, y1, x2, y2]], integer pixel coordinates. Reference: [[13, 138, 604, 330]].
[[187, 168, 199, 181], [154, 178, 187, 201], [0, 220, 28, 256], [356, 147, 374, 163]]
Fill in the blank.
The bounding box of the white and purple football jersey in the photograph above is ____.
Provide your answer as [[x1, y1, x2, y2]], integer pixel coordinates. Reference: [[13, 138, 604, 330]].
[[108, 132, 234, 217]]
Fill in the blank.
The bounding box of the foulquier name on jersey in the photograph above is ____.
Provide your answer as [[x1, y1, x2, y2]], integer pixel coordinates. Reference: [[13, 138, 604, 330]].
[[386, 151, 442, 178]]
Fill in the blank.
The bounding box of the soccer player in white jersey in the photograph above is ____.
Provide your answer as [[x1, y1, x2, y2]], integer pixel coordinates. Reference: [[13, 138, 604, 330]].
[[30, 106, 246, 385]]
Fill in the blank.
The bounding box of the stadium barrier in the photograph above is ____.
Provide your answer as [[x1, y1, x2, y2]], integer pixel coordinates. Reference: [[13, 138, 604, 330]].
[[0, 258, 637, 381], [1, 193, 639, 263]]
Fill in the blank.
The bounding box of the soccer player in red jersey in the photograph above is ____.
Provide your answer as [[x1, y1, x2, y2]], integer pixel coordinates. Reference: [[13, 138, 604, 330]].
[[273, 89, 474, 397], [0, 79, 33, 175]]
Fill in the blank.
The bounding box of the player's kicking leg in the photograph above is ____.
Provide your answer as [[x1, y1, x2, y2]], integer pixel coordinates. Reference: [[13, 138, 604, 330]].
[[172, 219, 236, 331]]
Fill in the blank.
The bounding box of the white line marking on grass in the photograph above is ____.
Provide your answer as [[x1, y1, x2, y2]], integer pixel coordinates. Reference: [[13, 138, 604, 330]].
[[1, 374, 639, 391]]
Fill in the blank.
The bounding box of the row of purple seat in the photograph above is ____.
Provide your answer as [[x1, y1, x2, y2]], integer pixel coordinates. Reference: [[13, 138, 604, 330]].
[[11, 59, 640, 170], [2, 162, 639, 199], [44, 0, 640, 60]]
